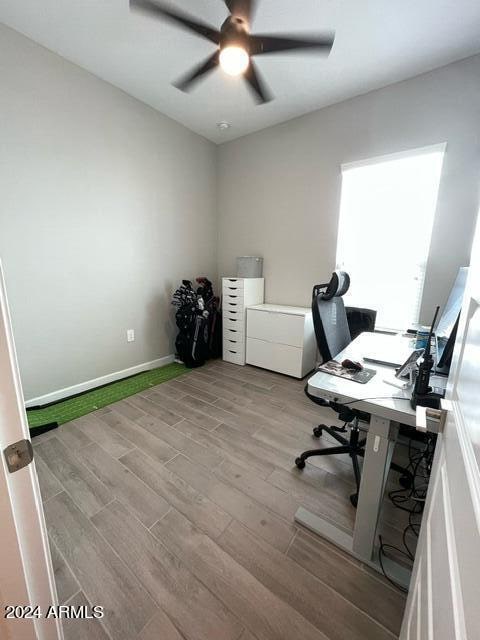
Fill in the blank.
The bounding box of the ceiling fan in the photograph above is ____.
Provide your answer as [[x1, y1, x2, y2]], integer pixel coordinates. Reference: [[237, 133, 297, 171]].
[[130, 0, 335, 104]]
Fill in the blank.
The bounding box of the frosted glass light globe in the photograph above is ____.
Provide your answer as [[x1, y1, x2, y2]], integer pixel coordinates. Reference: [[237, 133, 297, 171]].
[[219, 46, 250, 76]]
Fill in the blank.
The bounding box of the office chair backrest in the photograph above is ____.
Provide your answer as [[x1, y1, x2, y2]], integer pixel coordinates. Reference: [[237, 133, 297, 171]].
[[312, 271, 352, 362]]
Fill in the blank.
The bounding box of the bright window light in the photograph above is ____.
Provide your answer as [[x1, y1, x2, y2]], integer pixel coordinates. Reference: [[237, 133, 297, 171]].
[[336, 144, 446, 330]]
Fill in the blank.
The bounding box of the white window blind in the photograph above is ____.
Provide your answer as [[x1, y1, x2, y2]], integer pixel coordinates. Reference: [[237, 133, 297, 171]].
[[336, 144, 445, 330]]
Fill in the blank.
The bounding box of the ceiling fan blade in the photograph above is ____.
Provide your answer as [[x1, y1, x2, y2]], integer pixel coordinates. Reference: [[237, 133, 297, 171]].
[[244, 59, 272, 104], [224, 0, 255, 22], [250, 32, 335, 56], [173, 51, 220, 92], [130, 0, 221, 44]]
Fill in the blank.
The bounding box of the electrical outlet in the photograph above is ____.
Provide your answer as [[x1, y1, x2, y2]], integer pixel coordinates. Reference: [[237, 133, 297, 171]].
[[127, 329, 135, 343]]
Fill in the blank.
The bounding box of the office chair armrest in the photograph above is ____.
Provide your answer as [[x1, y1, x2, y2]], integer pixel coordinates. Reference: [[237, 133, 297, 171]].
[[304, 384, 330, 407]]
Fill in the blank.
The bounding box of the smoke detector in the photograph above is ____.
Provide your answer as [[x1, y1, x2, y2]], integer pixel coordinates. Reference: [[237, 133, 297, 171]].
[[217, 121, 232, 131]]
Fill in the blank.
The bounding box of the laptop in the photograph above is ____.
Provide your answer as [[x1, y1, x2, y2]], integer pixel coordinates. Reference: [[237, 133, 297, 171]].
[[362, 333, 416, 368]]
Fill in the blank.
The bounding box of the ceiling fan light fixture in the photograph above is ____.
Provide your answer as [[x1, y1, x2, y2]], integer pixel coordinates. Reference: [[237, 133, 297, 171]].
[[219, 45, 250, 76]]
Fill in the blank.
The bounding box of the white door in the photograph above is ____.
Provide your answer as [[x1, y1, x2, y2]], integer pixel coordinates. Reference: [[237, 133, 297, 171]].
[[0, 262, 61, 640], [400, 217, 480, 639]]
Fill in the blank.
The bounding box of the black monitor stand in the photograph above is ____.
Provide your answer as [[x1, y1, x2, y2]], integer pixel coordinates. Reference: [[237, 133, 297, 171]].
[[411, 306, 444, 410]]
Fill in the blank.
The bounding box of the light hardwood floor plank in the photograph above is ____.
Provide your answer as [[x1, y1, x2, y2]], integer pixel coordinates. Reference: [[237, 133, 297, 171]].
[[45, 493, 156, 640], [145, 380, 188, 400], [55, 420, 94, 450], [218, 520, 395, 640], [35, 437, 112, 518], [146, 390, 221, 431], [138, 609, 185, 640], [214, 459, 299, 522], [108, 399, 145, 421], [268, 467, 355, 533], [173, 419, 275, 480], [166, 379, 219, 404], [74, 414, 135, 458], [165, 454, 296, 553], [181, 394, 261, 435], [62, 591, 111, 640], [91, 500, 243, 640], [76, 443, 170, 528], [151, 508, 328, 640], [133, 412, 223, 469], [34, 455, 63, 503], [214, 423, 296, 472], [48, 536, 79, 604], [97, 409, 177, 464], [120, 448, 232, 539], [288, 529, 405, 636], [127, 394, 184, 426]]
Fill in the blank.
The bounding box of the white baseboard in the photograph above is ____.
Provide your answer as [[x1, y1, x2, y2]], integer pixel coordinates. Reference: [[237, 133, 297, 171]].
[[25, 354, 175, 408]]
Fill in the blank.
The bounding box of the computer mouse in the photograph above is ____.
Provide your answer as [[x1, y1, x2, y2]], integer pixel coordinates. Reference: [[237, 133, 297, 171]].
[[342, 359, 364, 371]]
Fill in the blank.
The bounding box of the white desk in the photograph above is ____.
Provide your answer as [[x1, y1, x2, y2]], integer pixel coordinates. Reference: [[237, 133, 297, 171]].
[[294, 331, 446, 587]]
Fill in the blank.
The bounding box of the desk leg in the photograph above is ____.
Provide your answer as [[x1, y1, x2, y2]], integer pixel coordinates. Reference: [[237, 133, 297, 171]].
[[352, 416, 398, 559], [295, 415, 411, 589]]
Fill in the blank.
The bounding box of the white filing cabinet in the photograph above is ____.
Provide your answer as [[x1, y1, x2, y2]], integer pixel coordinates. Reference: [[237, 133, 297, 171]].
[[222, 277, 264, 365], [246, 304, 316, 378]]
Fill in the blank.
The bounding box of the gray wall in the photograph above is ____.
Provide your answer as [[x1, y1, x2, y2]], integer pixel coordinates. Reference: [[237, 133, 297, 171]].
[[0, 25, 217, 400], [217, 55, 480, 324]]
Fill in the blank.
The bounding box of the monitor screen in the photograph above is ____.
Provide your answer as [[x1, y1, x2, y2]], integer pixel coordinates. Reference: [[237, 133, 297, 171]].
[[436, 267, 468, 367]]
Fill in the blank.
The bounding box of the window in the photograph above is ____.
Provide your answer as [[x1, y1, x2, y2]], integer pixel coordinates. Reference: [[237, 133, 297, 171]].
[[336, 144, 445, 330]]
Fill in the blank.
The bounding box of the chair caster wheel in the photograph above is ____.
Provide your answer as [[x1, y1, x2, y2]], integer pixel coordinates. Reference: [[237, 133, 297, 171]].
[[399, 474, 413, 489], [350, 493, 358, 508], [295, 457, 306, 470], [313, 426, 324, 438]]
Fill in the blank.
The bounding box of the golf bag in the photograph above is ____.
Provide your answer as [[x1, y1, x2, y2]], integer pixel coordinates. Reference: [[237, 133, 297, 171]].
[[196, 277, 222, 359], [172, 278, 221, 367]]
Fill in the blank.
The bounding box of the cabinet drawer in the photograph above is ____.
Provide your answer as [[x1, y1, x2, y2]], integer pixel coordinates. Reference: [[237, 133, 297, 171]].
[[223, 327, 244, 343], [223, 298, 244, 312], [223, 346, 245, 366], [224, 308, 244, 322], [223, 284, 244, 296], [223, 316, 245, 332], [223, 278, 244, 286], [224, 338, 244, 352], [246, 338, 303, 378], [247, 309, 305, 348]]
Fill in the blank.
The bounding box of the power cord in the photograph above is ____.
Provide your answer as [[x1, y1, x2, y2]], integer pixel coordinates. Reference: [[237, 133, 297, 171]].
[[378, 434, 436, 592]]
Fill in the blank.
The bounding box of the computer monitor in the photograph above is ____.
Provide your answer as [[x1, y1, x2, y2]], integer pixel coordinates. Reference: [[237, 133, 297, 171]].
[[435, 267, 468, 373]]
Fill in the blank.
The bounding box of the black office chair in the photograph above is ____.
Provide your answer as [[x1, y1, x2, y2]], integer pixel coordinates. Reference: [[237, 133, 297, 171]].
[[346, 306, 377, 340], [294, 271, 411, 507]]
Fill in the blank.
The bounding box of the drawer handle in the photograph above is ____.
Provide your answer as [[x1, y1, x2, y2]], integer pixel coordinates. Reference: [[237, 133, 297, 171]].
[[229, 350, 237, 354], [228, 340, 237, 343], [227, 287, 239, 290], [228, 329, 237, 333]]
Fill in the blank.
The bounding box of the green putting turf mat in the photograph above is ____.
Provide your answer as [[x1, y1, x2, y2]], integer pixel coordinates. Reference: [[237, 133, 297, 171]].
[[27, 362, 186, 430]]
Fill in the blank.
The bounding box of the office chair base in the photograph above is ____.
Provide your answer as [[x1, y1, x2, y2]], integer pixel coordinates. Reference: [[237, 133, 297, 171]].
[[295, 457, 306, 469], [313, 424, 348, 438], [311, 425, 414, 489]]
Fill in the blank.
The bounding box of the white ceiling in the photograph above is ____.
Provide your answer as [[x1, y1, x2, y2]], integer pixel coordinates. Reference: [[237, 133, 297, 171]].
[[1, 1, 480, 143]]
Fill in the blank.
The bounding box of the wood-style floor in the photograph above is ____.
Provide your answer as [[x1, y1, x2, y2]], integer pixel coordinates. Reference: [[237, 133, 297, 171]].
[[33, 360, 408, 640]]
